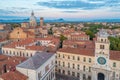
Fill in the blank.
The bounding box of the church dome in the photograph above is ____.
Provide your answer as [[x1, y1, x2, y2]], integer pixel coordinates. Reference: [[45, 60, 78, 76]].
[[29, 11, 37, 27]]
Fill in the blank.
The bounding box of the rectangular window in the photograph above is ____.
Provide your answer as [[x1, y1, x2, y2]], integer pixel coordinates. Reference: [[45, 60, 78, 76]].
[[77, 73, 80, 78], [63, 62, 65, 67], [83, 57, 86, 62], [89, 58, 91, 63], [63, 54, 64, 58], [68, 63, 70, 68], [38, 72, 41, 79], [73, 56, 75, 60], [89, 67, 91, 72], [72, 72, 75, 76], [77, 64, 80, 70], [77, 56, 80, 61], [68, 71, 70, 75], [113, 62, 116, 67], [100, 45, 105, 49], [45, 65, 49, 73], [73, 64, 75, 69], [68, 55, 70, 59]]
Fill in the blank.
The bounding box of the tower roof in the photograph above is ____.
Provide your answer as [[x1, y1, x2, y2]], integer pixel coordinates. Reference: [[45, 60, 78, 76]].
[[98, 29, 109, 38]]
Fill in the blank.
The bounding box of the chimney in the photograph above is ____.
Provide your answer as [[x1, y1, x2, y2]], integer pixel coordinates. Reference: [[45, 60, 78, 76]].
[[3, 64, 7, 73], [40, 17, 44, 27]]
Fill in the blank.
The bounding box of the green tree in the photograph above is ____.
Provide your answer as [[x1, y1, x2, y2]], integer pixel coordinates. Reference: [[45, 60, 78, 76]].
[[48, 27, 53, 35], [60, 35, 67, 48], [109, 37, 120, 50], [85, 30, 95, 40]]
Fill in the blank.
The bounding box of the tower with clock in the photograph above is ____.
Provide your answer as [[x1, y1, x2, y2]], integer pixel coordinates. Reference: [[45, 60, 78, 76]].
[[92, 29, 111, 80], [95, 29, 110, 69]]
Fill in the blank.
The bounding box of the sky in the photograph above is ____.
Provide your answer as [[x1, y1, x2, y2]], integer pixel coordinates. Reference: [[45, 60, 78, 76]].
[[0, 0, 120, 20]]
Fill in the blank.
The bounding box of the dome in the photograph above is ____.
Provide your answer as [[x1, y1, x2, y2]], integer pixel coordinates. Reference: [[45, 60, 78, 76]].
[[30, 16, 36, 22], [29, 11, 37, 27]]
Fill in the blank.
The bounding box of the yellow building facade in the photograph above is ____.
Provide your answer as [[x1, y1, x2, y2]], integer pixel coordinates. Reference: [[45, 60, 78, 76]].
[[56, 29, 120, 80]]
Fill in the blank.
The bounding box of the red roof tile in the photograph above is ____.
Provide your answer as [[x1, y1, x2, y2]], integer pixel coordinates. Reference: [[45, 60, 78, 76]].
[[110, 50, 120, 61], [0, 71, 28, 80], [58, 47, 94, 56]]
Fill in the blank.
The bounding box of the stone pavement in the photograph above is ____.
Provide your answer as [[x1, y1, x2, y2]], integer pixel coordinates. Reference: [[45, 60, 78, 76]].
[[56, 73, 79, 80]]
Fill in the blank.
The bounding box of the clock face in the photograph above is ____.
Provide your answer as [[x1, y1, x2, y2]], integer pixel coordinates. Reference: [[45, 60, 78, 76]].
[[97, 57, 106, 65]]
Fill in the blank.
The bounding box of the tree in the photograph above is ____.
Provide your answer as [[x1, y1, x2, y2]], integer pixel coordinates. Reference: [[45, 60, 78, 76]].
[[109, 37, 120, 50], [48, 27, 53, 35], [85, 30, 95, 40], [59, 35, 67, 48], [11, 23, 20, 29]]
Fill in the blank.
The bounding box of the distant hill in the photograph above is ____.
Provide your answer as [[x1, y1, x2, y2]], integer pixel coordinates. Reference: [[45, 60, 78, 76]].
[[0, 16, 120, 23]]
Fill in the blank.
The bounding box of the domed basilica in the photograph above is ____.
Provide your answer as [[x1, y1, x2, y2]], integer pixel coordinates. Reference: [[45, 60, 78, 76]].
[[29, 11, 37, 27]]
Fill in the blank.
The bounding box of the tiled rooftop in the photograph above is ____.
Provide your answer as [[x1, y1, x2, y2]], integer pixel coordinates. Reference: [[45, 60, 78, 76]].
[[0, 71, 28, 80], [17, 52, 54, 70]]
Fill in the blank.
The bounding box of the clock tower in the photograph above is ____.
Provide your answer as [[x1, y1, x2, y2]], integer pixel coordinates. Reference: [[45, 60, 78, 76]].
[[95, 29, 110, 69], [92, 29, 111, 80]]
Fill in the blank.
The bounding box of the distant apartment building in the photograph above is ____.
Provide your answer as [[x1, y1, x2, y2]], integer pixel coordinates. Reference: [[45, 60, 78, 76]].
[[56, 29, 120, 80]]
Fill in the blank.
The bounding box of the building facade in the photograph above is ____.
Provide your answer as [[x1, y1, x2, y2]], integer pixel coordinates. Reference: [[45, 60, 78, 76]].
[[56, 29, 120, 80], [2, 38, 60, 58]]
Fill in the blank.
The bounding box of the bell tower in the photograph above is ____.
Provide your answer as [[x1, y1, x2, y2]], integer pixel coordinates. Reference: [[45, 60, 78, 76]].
[[95, 29, 110, 69], [92, 29, 111, 80]]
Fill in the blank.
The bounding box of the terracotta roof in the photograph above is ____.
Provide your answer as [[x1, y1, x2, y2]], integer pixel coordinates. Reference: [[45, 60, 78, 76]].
[[3, 38, 60, 53], [0, 39, 6, 42], [110, 50, 120, 61], [0, 55, 26, 73], [3, 38, 35, 48], [26, 46, 46, 51], [63, 40, 95, 49], [58, 47, 94, 56], [0, 71, 28, 80]]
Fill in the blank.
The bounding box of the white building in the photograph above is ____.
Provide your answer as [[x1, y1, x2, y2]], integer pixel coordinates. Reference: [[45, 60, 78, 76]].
[[16, 52, 56, 80]]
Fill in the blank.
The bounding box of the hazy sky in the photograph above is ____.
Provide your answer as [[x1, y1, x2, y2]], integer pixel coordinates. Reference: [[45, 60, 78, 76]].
[[0, 0, 120, 19]]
